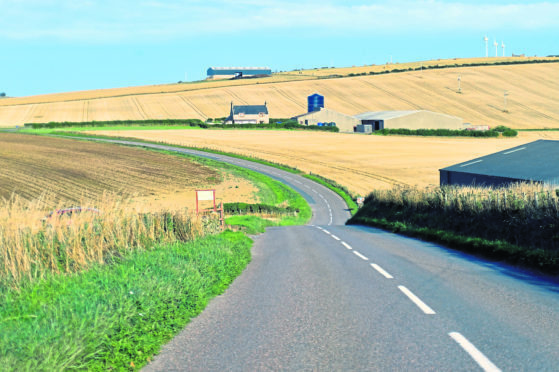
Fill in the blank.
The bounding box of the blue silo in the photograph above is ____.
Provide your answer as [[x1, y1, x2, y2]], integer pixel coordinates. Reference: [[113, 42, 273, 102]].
[[307, 93, 324, 113]]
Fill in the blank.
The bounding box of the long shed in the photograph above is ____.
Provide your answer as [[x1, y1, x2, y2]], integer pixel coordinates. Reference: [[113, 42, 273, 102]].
[[354, 110, 463, 131], [440, 140, 559, 187]]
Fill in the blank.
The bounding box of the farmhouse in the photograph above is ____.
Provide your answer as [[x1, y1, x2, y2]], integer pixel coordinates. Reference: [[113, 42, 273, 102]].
[[225, 102, 269, 124], [354, 110, 463, 132], [207, 67, 272, 80], [440, 140, 559, 187]]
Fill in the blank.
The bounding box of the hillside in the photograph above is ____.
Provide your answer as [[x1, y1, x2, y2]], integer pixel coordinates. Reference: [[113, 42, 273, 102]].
[[0, 57, 558, 129]]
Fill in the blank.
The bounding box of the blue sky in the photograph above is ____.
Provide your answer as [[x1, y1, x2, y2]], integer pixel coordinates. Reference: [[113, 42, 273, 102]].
[[1, 0, 558, 97]]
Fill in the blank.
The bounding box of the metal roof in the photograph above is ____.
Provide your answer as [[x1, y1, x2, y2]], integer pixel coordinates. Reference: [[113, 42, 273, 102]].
[[207, 67, 272, 75], [233, 105, 268, 115], [209, 67, 270, 70], [440, 140, 559, 184], [354, 110, 461, 121], [354, 111, 418, 120]]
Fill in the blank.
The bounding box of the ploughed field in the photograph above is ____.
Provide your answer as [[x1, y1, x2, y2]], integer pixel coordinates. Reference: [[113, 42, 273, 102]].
[[92, 129, 559, 196], [0, 133, 257, 210], [1, 58, 558, 129]]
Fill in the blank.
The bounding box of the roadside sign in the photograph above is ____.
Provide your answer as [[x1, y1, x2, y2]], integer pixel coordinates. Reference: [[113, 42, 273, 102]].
[[196, 189, 216, 213]]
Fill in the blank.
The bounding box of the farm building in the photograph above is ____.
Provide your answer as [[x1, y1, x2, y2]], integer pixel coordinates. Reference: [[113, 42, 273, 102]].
[[354, 110, 463, 131], [207, 67, 272, 80], [440, 140, 559, 187], [293, 108, 360, 132], [225, 102, 269, 124]]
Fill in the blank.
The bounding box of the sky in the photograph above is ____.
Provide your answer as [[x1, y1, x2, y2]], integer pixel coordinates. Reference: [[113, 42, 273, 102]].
[[1, 0, 558, 97]]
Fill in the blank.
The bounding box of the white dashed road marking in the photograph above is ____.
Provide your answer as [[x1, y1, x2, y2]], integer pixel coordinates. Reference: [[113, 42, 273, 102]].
[[353, 251, 369, 261], [370, 263, 394, 279], [341, 242, 352, 250], [449, 332, 502, 372], [398, 286, 436, 315], [331, 235, 341, 241]]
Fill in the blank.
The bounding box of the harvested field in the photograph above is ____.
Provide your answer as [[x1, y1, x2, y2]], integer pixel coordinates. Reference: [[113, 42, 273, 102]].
[[1, 58, 558, 129], [92, 129, 559, 196], [0, 133, 258, 211]]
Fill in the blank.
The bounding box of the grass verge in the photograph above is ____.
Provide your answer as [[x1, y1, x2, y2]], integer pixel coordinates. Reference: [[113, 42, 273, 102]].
[[0, 231, 252, 371]]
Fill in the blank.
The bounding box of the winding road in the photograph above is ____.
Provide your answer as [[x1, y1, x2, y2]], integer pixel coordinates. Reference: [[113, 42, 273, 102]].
[[84, 138, 559, 371]]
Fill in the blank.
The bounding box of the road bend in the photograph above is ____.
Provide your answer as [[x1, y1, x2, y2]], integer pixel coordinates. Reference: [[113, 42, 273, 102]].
[[78, 138, 559, 371]]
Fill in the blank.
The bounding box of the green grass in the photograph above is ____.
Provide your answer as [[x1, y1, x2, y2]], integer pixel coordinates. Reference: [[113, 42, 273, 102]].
[[0, 231, 252, 371], [225, 215, 276, 234]]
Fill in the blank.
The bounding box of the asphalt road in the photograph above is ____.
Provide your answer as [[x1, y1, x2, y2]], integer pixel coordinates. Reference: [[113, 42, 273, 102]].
[[81, 138, 559, 371]]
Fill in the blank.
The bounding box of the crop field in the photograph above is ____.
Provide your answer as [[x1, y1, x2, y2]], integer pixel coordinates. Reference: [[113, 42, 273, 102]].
[[91, 129, 559, 197], [0, 133, 258, 211], [1, 57, 558, 129]]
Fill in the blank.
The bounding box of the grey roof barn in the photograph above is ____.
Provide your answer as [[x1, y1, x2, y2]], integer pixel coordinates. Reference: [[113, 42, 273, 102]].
[[440, 140, 559, 187]]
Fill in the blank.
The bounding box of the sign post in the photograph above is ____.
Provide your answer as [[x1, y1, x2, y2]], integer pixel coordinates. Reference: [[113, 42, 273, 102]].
[[196, 189, 216, 213]]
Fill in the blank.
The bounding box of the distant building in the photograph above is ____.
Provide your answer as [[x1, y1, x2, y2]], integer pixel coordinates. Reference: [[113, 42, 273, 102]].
[[225, 102, 269, 124], [207, 67, 272, 80], [440, 140, 559, 187]]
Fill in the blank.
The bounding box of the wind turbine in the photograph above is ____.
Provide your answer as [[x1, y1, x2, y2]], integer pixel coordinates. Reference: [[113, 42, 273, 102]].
[[501, 41, 506, 57], [494, 39, 499, 57], [484, 36, 489, 57]]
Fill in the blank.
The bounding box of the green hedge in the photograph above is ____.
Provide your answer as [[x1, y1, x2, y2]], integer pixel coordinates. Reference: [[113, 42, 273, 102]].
[[373, 127, 518, 137], [224, 202, 299, 215], [24, 119, 339, 132]]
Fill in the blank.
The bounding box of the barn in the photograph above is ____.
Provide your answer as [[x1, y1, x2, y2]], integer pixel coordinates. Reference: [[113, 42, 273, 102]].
[[354, 110, 463, 131], [293, 108, 360, 132], [207, 67, 272, 80], [440, 140, 559, 187]]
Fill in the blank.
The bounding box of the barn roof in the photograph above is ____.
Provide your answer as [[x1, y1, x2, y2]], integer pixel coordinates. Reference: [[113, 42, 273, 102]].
[[440, 140, 559, 184], [232, 105, 268, 115], [354, 111, 418, 120]]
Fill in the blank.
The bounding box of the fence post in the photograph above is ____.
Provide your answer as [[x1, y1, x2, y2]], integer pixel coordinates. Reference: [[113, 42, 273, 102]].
[[219, 202, 224, 230]]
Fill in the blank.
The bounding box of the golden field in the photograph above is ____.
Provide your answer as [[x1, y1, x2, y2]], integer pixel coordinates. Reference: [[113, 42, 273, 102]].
[[92, 129, 559, 196], [1, 57, 558, 129], [0, 133, 258, 211]]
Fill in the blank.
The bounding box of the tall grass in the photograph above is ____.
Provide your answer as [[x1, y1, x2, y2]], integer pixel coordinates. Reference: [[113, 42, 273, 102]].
[[0, 193, 221, 290], [349, 183, 559, 272]]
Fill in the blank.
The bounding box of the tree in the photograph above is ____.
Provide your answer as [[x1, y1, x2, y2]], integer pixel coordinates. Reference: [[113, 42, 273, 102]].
[[0, 92, 6, 97]]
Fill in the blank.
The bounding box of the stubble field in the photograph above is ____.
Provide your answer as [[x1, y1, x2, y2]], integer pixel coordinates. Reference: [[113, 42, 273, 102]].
[[0, 133, 257, 211], [1, 57, 558, 129], [92, 129, 559, 196]]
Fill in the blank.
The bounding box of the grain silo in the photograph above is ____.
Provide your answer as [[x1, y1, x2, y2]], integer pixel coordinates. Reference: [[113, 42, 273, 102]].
[[307, 93, 324, 113]]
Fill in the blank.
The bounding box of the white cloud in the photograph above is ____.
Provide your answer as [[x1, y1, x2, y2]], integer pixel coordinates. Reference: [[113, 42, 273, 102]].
[[0, 1, 558, 42]]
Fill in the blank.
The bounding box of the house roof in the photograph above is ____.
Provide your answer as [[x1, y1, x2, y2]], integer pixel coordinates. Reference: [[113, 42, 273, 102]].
[[233, 105, 268, 115], [440, 140, 559, 184]]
